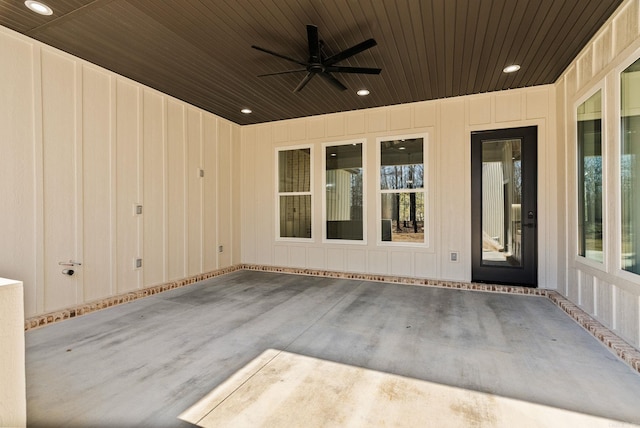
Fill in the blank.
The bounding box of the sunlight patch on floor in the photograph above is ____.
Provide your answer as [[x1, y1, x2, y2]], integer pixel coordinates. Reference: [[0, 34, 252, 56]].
[[180, 349, 636, 428]]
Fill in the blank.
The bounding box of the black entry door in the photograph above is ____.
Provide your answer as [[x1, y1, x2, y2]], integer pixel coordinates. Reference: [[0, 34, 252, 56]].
[[471, 126, 538, 287]]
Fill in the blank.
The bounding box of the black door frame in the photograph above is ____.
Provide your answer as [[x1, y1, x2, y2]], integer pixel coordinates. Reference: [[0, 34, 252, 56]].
[[471, 126, 538, 287]]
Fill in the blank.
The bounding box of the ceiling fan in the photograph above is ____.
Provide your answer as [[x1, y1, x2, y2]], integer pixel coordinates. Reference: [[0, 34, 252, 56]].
[[251, 25, 381, 93]]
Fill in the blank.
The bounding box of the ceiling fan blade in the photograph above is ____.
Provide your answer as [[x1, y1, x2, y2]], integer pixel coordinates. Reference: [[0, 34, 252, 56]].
[[307, 25, 320, 62], [293, 72, 315, 92], [325, 66, 382, 75], [252, 45, 307, 66], [257, 69, 307, 77], [324, 39, 377, 65], [318, 72, 347, 91]]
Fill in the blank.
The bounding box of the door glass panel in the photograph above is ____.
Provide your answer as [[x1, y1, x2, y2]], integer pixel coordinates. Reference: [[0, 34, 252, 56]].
[[481, 139, 522, 266]]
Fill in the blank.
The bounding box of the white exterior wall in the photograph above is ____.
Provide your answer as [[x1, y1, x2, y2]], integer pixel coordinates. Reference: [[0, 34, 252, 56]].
[[557, 0, 640, 349], [0, 26, 241, 318], [0, 278, 26, 427], [241, 86, 558, 287]]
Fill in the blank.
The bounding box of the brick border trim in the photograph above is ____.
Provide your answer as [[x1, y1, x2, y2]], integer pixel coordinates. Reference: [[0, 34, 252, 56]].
[[548, 291, 640, 373], [24, 265, 241, 331], [25, 263, 640, 375]]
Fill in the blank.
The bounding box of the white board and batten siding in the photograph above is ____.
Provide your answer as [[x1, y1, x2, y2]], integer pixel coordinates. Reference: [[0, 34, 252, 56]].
[[241, 86, 556, 288], [0, 26, 241, 317], [557, 0, 640, 348]]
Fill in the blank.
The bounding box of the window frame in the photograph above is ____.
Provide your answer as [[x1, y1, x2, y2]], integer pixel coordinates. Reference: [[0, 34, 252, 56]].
[[275, 144, 314, 242], [321, 139, 367, 244], [575, 85, 605, 267], [376, 133, 429, 247], [618, 55, 640, 278]]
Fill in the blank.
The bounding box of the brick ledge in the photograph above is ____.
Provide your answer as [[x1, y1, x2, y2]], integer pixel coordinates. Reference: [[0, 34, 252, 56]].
[[25, 263, 640, 375]]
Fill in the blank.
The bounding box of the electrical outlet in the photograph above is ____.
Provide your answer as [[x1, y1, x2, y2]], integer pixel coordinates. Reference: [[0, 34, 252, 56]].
[[135, 205, 143, 215], [135, 258, 142, 269], [199, 169, 205, 177], [450, 252, 459, 262], [218, 245, 223, 253]]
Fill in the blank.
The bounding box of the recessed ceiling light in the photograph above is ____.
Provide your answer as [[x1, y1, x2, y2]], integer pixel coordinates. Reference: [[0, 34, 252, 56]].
[[25, 0, 53, 15], [356, 89, 370, 96], [241, 108, 252, 114], [503, 64, 521, 73]]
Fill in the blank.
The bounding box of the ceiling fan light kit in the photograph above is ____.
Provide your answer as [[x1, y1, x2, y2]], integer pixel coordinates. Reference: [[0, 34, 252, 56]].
[[252, 24, 381, 93]]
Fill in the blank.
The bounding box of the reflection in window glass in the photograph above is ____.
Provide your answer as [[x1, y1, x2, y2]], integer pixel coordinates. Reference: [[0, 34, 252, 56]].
[[379, 138, 426, 243], [278, 148, 311, 238], [381, 193, 424, 242], [622, 59, 640, 273], [481, 139, 522, 266], [279, 149, 310, 192], [326, 143, 363, 240], [577, 90, 603, 262], [279, 195, 311, 238]]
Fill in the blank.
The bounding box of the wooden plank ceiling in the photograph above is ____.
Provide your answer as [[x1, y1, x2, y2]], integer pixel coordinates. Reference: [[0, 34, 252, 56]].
[[0, 0, 623, 125]]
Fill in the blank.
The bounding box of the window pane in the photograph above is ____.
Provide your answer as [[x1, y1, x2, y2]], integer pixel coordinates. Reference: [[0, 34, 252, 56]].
[[326, 144, 363, 240], [279, 195, 311, 238], [621, 59, 640, 274], [279, 148, 310, 193], [381, 192, 424, 242], [380, 138, 424, 190], [577, 90, 603, 262]]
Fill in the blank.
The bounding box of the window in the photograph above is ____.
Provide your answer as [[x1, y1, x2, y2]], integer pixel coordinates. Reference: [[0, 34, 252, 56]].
[[277, 147, 312, 239], [621, 59, 640, 274], [577, 90, 603, 262], [324, 141, 364, 241], [378, 136, 427, 244]]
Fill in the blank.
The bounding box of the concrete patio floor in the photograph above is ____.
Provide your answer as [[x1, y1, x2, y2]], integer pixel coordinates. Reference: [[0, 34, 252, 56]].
[[25, 270, 640, 427]]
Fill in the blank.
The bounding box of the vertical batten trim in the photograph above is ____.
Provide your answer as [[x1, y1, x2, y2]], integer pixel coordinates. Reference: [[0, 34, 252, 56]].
[[637, 294, 640, 346], [215, 118, 220, 269], [230, 124, 237, 265], [199, 112, 205, 273], [613, 285, 619, 331], [136, 86, 143, 289], [162, 97, 169, 282], [182, 106, 188, 277], [433, 104, 442, 279], [33, 44, 45, 315], [562, 76, 571, 297], [228, 124, 233, 266], [109, 74, 117, 297], [74, 61, 84, 304], [593, 277, 599, 317], [542, 119, 550, 289], [578, 271, 583, 306]]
